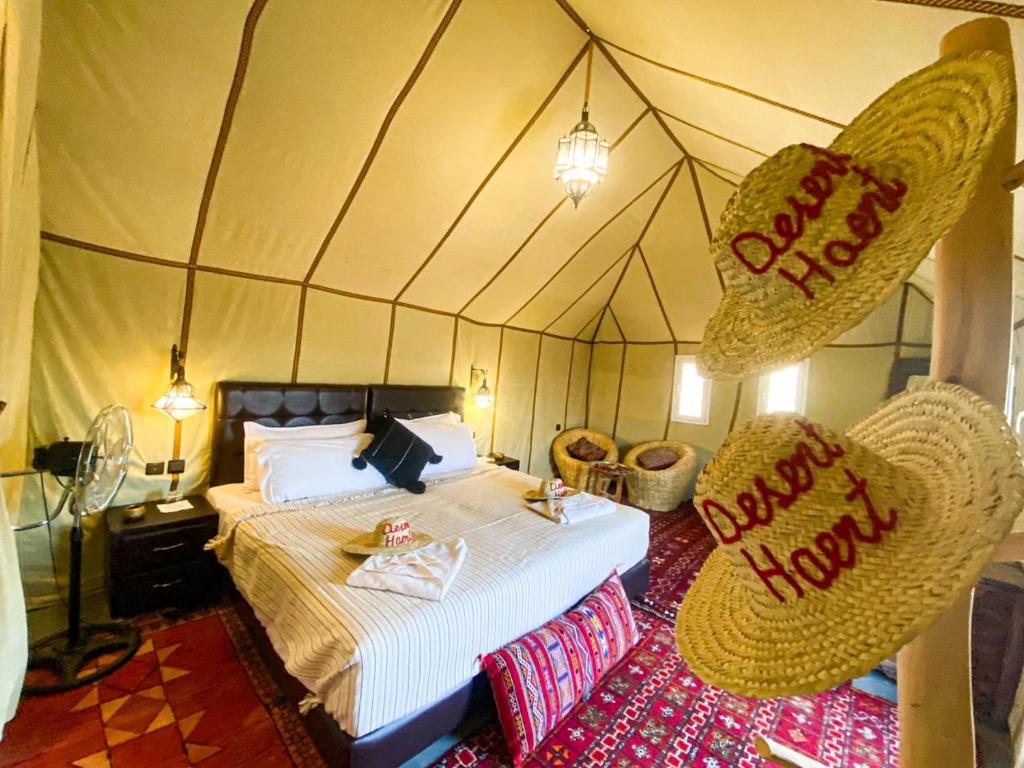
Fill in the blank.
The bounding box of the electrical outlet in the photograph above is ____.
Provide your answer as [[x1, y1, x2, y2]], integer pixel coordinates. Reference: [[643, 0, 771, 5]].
[[145, 461, 165, 475], [555, 423, 562, 431], [167, 459, 186, 474]]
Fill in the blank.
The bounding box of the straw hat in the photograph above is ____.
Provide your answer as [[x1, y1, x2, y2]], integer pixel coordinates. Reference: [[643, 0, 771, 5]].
[[676, 381, 1024, 697], [342, 515, 432, 555], [698, 51, 1013, 379], [524, 477, 581, 501]]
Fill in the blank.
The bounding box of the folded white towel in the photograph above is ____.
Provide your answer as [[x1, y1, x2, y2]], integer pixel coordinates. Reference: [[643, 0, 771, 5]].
[[346, 538, 467, 601], [528, 492, 616, 525]]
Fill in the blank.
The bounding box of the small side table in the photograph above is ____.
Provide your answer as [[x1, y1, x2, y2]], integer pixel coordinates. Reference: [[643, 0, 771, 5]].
[[488, 454, 521, 471], [587, 461, 633, 503], [107, 495, 225, 617]]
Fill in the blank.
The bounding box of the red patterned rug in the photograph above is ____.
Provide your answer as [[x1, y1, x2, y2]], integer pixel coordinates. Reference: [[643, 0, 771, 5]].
[[434, 507, 899, 768], [4, 506, 899, 768], [634, 505, 718, 620], [1, 605, 324, 768], [434, 611, 898, 768]]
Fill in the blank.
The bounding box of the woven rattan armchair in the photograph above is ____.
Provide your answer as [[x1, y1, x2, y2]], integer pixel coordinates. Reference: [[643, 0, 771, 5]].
[[552, 428, 618, 491], [623, 440, 698, 511]]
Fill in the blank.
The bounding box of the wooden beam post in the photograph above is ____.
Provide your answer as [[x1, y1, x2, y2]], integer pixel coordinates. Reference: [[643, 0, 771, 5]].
[[896, 17, 1017, 768]]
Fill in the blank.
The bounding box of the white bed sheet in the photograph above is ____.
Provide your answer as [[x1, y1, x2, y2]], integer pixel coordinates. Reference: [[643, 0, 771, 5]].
[[205, 464, 649, 737], [206, 483, 262, 518]]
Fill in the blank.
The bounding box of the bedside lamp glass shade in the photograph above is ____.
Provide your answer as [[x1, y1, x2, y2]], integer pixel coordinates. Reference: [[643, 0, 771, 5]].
[[153, 375, 206, 422], [474, 381, 493, 409]]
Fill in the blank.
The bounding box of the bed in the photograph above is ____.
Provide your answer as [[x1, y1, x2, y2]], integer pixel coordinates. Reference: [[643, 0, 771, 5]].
[[205, 381, 651, 768]]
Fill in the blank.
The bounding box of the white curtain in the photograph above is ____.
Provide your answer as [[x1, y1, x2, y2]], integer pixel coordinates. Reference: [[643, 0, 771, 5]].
[[0, 495, 26, 735], [0, 0, 41, 737]]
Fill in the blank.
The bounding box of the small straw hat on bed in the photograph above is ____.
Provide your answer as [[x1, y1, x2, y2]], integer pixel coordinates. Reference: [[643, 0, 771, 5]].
[[524, 477, 581, 502], [698, 51, 1013, 379], [342, 516, 432, 556], [676, 381, 1024, 697]]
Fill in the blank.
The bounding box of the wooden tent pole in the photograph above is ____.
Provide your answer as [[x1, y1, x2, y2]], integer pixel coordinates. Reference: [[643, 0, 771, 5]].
[[897, 17, 1017, 768]]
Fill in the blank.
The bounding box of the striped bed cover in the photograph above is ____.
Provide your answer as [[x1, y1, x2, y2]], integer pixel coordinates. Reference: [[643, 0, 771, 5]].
[[207, 464, 649, 737]]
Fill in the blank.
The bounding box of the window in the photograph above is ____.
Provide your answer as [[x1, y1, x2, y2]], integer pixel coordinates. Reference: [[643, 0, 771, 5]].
[[757, 361, 809, 415], [671, 355, 711, 425]]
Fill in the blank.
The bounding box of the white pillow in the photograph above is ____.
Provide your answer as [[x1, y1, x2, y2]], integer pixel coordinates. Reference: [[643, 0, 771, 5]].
[[400, 421, 478, 477], [243, 419, 366, 490], [255, 435, 384, 504], [395, 411, 461, 426]]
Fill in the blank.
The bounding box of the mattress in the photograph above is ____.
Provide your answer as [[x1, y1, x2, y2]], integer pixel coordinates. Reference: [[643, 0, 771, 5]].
[[205, 464, 649, 737]]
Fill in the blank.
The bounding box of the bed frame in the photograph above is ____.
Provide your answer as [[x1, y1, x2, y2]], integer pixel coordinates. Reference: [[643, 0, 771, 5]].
[[209, 381, 650, 768]]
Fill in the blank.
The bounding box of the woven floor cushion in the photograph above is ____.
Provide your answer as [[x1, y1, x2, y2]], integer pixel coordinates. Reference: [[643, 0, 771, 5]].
[[636, 446, 679, 470], [482, 572, 639, 766]]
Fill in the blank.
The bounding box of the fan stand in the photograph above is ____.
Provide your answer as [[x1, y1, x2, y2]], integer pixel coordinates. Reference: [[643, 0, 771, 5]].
[[23, 500, 139, 695]]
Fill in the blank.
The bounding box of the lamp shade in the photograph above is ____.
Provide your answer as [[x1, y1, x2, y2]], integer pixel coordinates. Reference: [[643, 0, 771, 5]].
[[152, 374, 206, 422], [474, 381, 493, 409]]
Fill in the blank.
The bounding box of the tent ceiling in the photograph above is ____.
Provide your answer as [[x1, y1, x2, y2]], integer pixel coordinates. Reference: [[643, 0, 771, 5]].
[[38, 0, 1024, 343]]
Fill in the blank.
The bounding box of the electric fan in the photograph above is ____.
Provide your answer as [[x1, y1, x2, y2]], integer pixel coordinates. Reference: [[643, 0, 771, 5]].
[[25, 404, 140, 694]]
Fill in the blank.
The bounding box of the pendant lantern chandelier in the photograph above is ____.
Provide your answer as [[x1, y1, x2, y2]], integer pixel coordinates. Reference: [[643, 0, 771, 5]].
[[554, 43, 609, 208]]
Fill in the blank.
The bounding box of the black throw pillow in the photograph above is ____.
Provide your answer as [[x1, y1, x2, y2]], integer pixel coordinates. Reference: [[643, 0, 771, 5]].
[[352, 414, 442, 494]]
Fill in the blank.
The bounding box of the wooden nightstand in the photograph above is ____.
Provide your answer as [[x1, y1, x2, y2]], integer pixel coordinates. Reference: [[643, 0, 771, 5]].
[[106, 495, 224, 617], [488, 454, 520, 471]]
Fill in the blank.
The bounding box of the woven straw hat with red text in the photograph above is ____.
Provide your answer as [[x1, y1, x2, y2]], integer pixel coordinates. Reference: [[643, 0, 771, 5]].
[[676, 382, 1024, 697], [698, 51, 1013, 379], [342, 515, 432, 556]]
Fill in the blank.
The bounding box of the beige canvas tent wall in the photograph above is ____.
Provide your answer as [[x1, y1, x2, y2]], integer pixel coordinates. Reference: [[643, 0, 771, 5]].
[[3, 10, 1024, 755], [10, 0, 1021, 606], [591, 279, 936, 462]]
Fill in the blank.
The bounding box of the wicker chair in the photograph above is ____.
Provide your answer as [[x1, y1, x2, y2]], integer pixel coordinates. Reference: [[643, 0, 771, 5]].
[[552, 428, 618, 491], [623, 440, 698, 511]]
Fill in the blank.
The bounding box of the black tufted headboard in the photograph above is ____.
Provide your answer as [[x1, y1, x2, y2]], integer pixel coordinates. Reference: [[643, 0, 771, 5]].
[[209, 382, 367, 487], [367, 385, 464, 422], [209, 382, 466, 487]]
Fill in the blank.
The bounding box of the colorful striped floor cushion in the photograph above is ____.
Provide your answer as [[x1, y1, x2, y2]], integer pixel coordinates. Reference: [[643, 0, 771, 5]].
[[481, 572, 639, 766]]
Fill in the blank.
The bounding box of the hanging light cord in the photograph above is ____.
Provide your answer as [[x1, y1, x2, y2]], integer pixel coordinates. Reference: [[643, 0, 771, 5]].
[[583, 40, 594, 115]]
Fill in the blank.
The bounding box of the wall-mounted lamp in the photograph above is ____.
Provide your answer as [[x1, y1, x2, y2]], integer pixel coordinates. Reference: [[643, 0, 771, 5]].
[[470, 366, 493, 409], [152, 344, 206, 422]]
